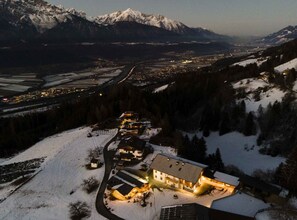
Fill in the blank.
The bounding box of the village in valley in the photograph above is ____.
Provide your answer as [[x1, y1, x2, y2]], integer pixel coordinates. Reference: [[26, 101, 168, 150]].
[[88, 111, 288, 220]]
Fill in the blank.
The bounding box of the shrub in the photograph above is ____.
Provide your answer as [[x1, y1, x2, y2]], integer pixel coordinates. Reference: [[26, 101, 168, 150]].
[[82, 176, 100, 194], [68, 201, 91, 220]]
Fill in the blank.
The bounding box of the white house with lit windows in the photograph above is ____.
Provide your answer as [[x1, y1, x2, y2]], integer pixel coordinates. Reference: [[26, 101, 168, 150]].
[[150, 154, 207, 192]]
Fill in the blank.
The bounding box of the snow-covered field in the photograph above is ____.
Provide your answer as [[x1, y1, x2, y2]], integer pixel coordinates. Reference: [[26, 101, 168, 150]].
[[0, 127, 117, 220], [233, 78, 286, 113], [187, 131, 285, 175]]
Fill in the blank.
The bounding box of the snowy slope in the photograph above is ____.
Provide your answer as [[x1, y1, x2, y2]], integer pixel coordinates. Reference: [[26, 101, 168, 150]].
[[233, 78, 286, 113], [274, 58, 297, 73], [93, 8, 189, 34], [0, 127, 117, 220], [232, 58, 267, 67], [186, 131, 285, 175]]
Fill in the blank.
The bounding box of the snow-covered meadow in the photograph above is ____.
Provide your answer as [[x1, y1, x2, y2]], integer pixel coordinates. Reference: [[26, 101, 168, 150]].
[[186, 131, 285, 175], [0, 127, 117, 220]]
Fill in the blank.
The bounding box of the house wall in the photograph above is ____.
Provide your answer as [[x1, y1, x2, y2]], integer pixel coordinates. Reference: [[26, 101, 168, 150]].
[[153, 169, 166, 183], [201, 176, 236, 193], [153, 169, 197, 191], [118, 148, 144, 159], [91, 163, 98, 168]]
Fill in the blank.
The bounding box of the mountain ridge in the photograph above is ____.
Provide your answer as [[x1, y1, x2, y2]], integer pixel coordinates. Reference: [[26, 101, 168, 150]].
[[258, 25, 297, 45], [0, 0, 229, 43]]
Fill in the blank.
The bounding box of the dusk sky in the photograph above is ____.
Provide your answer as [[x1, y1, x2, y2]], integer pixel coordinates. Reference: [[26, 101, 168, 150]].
[[47, 0, 297, 36]]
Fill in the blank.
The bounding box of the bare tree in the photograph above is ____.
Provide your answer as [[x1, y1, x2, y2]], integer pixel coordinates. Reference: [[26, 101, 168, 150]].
[[68, 201, 91, 220]]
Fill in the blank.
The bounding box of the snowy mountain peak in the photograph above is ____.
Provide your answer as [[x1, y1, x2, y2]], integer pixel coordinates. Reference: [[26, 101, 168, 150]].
[[93, 8, 189, 34], [0, 0, 86, 33], [259, 25, 297, 45]]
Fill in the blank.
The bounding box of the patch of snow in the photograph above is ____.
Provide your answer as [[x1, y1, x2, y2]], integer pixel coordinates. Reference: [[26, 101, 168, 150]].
[[108, 141, 120, 151], [232, 58, 267, 67], [153, 84, 169, 93], [139, 128, 161, 140], [233, 78, 286, 113], [255, 211, 272, 220]]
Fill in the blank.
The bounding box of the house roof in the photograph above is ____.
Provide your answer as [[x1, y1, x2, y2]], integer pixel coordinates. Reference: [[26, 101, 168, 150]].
[[116, 170, 147, 188], [160, 203, 254, 220], [90, 158, 99, 163], [211, 192, 269, 217], [118, 136, 146, 151], [108, 169, 148, 190], [213, 171, 239, 187], [150, 154, 206, 183], [160, 203, 209, 220], [116, 183, 135, 196]]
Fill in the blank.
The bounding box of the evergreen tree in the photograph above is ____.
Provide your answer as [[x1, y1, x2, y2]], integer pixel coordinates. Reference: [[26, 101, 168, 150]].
[[207, 148, 225, 171], [280, 147, 297, 194], [244, 112, 256, 136], [196, 137, 207, 163], [219, 113, 231, 136]]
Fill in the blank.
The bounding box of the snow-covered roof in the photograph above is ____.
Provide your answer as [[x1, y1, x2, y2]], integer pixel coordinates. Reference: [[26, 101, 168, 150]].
[[150, 154, 207, 183], [211, 192, 270, 217], [213, 171, 239, 187]]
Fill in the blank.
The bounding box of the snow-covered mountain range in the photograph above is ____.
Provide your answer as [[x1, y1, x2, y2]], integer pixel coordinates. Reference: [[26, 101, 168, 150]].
[[93, 8, 190, 34], [0, 0, 228, 43], [259, 25, 297, 45]]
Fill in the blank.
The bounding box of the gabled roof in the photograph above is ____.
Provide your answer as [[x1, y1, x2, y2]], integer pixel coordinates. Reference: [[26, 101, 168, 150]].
[[160, 203, 254, 220], [118, 136, 146, 150], [90, 158, 99, 163], [108, 169, 148, 190], [150, 154, 207, 183], [116, 184, 134, 196], [211, 192, 269, 217], [213, 171, 239, 187]]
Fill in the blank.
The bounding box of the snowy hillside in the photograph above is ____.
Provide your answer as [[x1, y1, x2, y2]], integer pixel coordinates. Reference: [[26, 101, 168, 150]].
[[274, 58, 297, 73], [0, 127, 117, 220], [232, 78, 286, 113], [93, 8, 189, 34], [232, 58, 268, 67], [197, 131, 285, 175]]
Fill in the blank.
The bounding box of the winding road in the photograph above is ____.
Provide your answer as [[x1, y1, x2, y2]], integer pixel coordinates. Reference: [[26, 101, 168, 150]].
[[95, 130, 124, 220]]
